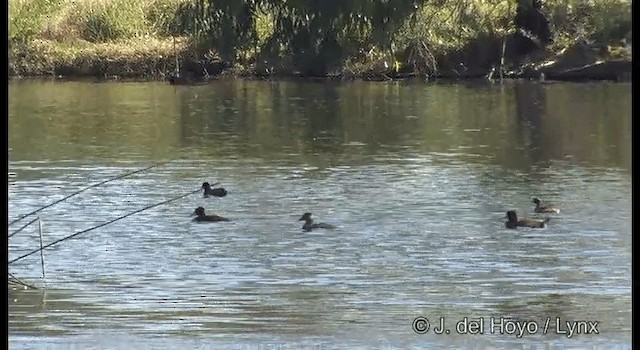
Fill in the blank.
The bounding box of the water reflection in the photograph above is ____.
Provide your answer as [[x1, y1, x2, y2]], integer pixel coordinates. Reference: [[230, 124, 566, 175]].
[[8, 80, 631, 171], [514, 82, 546, 164]]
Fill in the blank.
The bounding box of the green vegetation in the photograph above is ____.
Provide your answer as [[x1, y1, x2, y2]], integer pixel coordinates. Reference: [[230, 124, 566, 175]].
[[8, 0, 632, 80]]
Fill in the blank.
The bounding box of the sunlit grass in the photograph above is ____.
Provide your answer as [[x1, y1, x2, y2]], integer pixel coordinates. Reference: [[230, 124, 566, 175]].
[[9, 0, 189, 42], [10, 37, 190, 77]]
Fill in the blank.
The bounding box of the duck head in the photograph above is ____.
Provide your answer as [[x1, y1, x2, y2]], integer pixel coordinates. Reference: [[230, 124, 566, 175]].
[[194, 207, 205, 217], [531, 197, 541, 204], [299, 213, 312, 221], [202, 182, 211, 190], [506, 210, 518, 222]]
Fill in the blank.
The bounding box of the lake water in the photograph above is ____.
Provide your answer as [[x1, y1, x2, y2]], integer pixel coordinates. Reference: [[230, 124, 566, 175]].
[[8, 79, 631, 349]]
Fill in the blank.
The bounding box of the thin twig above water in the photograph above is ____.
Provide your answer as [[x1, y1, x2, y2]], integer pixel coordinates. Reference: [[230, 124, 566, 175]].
[[9, 161, 171, 227], [8, 217, 38, 238], [9, 187, 202, 265]]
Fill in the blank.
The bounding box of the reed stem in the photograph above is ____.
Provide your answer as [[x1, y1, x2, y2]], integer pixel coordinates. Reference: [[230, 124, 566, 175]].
[[174, 36, 179, 77], [38, 217, 46, 285], [500, 36, 506, 83]]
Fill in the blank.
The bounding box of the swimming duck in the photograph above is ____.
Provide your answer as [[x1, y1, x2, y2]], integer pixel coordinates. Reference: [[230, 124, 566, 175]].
[[505, 210, 550, 229], [299, 212, 335, 232], [193, 207, 230, 222], [531, 197, 560, 214], [202, 182, 228, 198]]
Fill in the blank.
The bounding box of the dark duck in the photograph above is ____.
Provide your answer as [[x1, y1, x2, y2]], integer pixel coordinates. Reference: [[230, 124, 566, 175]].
[[202, 182, 228, 198], [531, 197, 560, 214], [193, 207, 230, 222], [505, 210, 550, 229], [299, 212, 336, 232]]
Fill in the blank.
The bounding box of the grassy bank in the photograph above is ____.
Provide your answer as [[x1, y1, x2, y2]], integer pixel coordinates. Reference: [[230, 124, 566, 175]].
[[9, 0, 632, 81]]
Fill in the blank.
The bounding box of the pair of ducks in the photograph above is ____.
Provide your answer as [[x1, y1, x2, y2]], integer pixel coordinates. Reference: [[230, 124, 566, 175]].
[[194, 208, 334, 232], [193, 182, 230, 221], [505, 197, 560, 229], [195, 182, 335, 232]]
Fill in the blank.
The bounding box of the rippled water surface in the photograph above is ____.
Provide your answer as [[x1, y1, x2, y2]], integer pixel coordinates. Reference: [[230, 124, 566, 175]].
[[8, 80, 631, 349]]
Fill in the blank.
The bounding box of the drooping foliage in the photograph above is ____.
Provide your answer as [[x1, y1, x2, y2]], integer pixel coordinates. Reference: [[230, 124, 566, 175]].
[[175, 0, 429, 75]]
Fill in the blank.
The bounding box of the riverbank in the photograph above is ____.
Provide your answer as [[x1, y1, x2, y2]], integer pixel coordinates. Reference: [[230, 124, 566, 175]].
[[9, 39, 631, 83], [9, 0, 631, 83]]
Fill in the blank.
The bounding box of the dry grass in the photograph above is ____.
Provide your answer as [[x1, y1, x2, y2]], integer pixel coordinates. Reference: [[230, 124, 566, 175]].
[[10, 36, 191, 77]]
